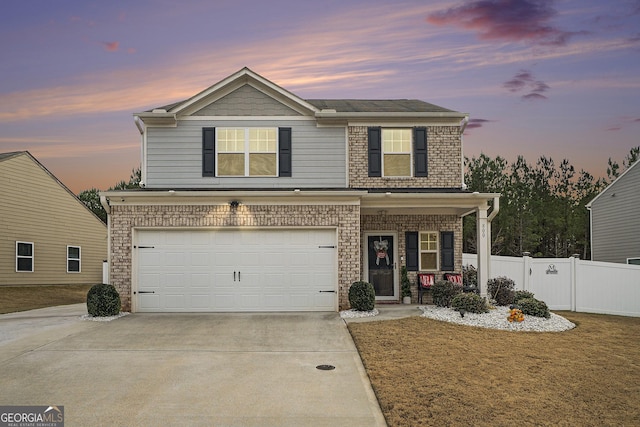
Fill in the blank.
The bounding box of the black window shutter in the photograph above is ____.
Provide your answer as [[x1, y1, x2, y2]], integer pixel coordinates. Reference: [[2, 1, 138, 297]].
[[406, 232, 419, 271], [279, 127, 292, 177], [202, 127, 215, 177], [441, 231, 455, 271], [414, 127, 428, 177], [368, 127, 382, 177]]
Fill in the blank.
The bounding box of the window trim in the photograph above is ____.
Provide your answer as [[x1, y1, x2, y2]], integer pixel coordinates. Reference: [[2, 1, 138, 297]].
[[16, 241, 34, 273], [381, 128, 413, 177], [627, 257, 640, 266], [67, 245, 81, 273], [215, 127, 279, 177], [419, 231, 439, 271]]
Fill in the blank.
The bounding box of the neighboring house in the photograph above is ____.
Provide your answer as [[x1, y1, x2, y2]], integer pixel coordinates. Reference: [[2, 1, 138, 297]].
[[0, 151, 107, 286], [102, 68, 499, 312], [587, 160, 640, 265]]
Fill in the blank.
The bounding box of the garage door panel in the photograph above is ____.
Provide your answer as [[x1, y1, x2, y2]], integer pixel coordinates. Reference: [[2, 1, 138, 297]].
[[136, 229, 336, 312]]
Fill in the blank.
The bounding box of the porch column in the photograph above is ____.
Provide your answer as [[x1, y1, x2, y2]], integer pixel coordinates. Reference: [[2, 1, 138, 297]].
[[476, 206, 489, 298]]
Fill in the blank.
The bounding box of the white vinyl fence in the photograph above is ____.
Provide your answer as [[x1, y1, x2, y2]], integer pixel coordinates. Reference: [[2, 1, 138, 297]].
[[463, 254, 640, 317]]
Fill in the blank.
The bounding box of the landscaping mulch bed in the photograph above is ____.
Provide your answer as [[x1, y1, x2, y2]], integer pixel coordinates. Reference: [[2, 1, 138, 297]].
[[348, 312, 640, 427]]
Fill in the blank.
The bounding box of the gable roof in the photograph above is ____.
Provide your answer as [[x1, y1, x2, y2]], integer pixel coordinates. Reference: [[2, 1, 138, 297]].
[[0, 151, 24, 162], [586, 159, 640, 208], [0, 151, 107, 225], [135, 67, 466, 127]]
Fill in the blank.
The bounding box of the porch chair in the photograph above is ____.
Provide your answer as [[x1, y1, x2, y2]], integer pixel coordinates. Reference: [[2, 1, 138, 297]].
[[417, 273, 435, 304], [445, 272, 477, 294]]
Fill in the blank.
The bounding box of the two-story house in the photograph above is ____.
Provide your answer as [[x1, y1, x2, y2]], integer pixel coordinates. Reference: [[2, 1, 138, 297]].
[[102, 68, 499, 312]]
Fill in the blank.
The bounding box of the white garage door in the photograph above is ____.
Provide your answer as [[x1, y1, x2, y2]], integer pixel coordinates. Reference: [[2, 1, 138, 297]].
[[135, 229, 337, 312]]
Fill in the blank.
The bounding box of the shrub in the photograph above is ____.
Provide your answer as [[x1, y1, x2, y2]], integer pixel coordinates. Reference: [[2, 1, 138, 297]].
[[87, 284, 121, 317], [514, 290, 535, 303], [400, 266, 412, 298], [462, 265, 477, 288], [431, 280, 462, 307], [451, 292, 488, 314], [349, 281, 375, 311], [487, 276, 516, 306], [518, 297, 551, 318]]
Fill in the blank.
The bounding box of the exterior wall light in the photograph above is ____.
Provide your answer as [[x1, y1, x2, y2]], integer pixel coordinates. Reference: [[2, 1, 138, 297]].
[[229, 200, 240, 209]]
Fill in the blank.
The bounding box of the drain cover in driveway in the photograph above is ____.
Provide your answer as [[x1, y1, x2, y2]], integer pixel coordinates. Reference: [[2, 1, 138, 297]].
[[316, 364, 336, 370]]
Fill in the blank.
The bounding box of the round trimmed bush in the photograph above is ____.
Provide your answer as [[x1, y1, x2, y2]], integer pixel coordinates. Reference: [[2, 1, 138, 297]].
[[348, 281, 375, 311], [514, 290, 535, 303], [87, 284, 121, 317], [431, 280, 462, 307], [518, 297, 550, 318], [451, 292, 488, 314], [487, 276, 516, 306]]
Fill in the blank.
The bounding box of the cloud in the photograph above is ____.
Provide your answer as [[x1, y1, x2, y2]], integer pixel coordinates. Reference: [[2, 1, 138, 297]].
[[503, 69, 550, 100], [102, 41, 119, 52], [427, 0, 580, 46], [466, 118, 493, 129]]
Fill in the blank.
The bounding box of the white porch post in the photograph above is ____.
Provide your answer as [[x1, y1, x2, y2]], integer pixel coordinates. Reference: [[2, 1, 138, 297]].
[[476, 206, 489, 298]]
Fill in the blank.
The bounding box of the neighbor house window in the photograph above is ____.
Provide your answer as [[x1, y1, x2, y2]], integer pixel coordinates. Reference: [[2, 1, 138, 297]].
[[419, 232, 438, 270], [217, 128, 277, 176], [382, 129, 412, 177], [67, 246, 81, 273], [16, 241, 33, 272], [628, 258, 640, 265]]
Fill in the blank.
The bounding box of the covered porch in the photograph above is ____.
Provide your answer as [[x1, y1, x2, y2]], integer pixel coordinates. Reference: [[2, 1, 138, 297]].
[[360, 191, 500, 302]]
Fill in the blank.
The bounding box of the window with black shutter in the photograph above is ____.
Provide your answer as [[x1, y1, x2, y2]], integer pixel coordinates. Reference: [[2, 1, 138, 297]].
[[414, 127, 428, 177], [406, 232, 419, 271], [279, 127, 292, 177], [202, 127, 215, 177], [368, 127, 382, 177], [440, 231, 455, 271]]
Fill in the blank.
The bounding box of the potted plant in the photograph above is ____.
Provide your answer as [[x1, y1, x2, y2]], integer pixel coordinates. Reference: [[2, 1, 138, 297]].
[[401, 266, 412, 304]]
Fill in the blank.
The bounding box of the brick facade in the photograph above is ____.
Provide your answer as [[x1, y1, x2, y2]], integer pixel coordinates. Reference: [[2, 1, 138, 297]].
[[361, 214, 463, 303], [109, 203, 360, 311], [348, 125, 462, 188]]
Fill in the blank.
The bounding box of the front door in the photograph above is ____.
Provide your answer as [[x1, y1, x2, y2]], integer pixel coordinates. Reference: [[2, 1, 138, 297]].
[[364, 233, 397, 300]]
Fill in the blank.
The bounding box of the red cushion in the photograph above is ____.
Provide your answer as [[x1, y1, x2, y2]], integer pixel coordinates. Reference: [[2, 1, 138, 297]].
[[418, 273, 435, 289], [445, 273, 463, 284]]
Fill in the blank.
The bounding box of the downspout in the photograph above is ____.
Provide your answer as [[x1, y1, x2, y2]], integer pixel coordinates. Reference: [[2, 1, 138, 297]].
[[485, 195, 500, 283], [488, 195, 500, 222], [134, 116, 146, 187], [100, 195, 112, 285], [460, 116, 469, 189]]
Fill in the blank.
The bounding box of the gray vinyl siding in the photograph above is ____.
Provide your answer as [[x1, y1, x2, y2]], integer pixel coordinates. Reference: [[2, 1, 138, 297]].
[[590, 162, 640, 263], [193, 85, 303, 116], [145, 120, 347, 188]]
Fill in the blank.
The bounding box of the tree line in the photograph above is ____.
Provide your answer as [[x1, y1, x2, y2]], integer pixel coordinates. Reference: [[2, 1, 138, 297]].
[[77, 147, 638, 259], [77, 167, 141, 223], [463, 147, 639, 259]]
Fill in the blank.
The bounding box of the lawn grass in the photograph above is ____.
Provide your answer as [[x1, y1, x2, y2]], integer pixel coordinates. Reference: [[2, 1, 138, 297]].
[[348, 311, 640, 427], [0, 284, 93, 314]]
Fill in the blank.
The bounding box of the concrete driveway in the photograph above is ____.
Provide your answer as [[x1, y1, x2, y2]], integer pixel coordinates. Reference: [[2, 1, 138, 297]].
[[0, 305, 386, 426]]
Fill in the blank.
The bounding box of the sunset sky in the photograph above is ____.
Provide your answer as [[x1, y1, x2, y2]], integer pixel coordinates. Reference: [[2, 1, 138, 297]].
[[1, 0, 639, 193]]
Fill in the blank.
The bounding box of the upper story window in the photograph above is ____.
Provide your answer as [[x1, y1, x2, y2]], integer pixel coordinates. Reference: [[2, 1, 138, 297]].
[[16, 241, 33, 272], [67, 246, 81, 273], [203, 127, 291, 178], [217, 128, 277, 176], [368, 127, 428, 178], [382, 129, 412, 176]]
